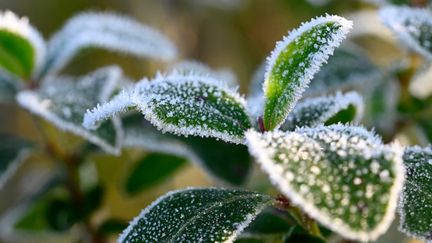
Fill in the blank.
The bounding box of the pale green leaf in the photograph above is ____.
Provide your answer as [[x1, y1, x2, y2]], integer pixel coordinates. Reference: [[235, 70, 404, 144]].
[[263, 15, 352, 130], [17, 66, 123, 154], [246, 125, 404, 241], [399, 146, 432, 243], [119, 188, 274, 243]]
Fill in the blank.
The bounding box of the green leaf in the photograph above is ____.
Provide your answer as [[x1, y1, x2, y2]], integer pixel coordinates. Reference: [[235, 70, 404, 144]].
[[125, 153, 186, 194], [262, 15, 352, 131], [17, 66, 123, 154], [98, 219, 128, 235], [0, 11, 45, 78], [84, 72, 252, 144], [380, 6, 432, 60], [122, 115, 252, 186], [0, 133, 32, 189], [246, 125, 404, 241], [39, 12, 176, 77], [119, 188, 274, 243], [280, 92, 364, 131], [284, 233, 325, 243], [0, 68, 24, 102], [306, 43, 381, 97], [241, 207, 294, 238], [398, 146, 432, 242]]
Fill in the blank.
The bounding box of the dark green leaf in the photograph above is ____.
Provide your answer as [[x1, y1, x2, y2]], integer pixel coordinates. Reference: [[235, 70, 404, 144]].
[[242, 207, 294, 237], [98, 219, 128, 235], [0, 68, 24, 102], [46, 198, 76, 231], [119, 188, 274, 243]]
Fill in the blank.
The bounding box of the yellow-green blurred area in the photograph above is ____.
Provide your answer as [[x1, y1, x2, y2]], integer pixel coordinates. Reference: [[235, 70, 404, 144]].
[[0, 0, 427, 242]]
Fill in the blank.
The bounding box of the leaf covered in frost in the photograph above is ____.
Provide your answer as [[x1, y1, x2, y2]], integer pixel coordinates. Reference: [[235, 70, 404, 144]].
[[0, 68, 24, 102], [0, 10, 45, 78], [281, 91, 364, 131], [122, 115, 252, 185], [0, 133, 32, 189], [38, 12, 177, 77], [263, 14, 352, 130], [119, 187, 274, 243], [380, 6, 432, 60], [246, 124, 405, 241], [17, 66, 123, 154], [84, 72, 252, 144], [399, 146, 432, 243]]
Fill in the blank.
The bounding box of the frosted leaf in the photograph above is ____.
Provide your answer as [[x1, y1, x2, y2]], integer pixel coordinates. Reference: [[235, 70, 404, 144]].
[[0, 10, 46, 78], [0, 134, 32, 189], [119, 187, 273, 243], [399, 146, 432, 242], [168, 60, 238, 88], [240, 207, 294, 238], [84, 73, 252, 144], [281, 92, 364, 131], [38, 12, 177, 77], [306, 43, 382, 97], [380, 6, 432, 60], [0, 68, 24, 103], [17, 66, 123, 155], [263, 14, 352, 130], [122, 115, 252, 185], [246, 124, 405, 241], [347, 10, 395, 43]]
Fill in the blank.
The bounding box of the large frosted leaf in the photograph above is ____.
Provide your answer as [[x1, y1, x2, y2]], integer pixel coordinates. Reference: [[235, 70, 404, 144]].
[[246, 125, 405, 241], [122, 115, 252, 185], [119, 188, 273, 243], [380, 6, 432, 60], [0, 134, 32, 189], [281, 92, 364, 131], [262, 15, 352, 130], [0, 68, 24, 102], [0, 11, 45, 78], [17, 66, 123, 154], [306, 44, 381, 97], [38, 12, 177, 77], [398, 146, 432, 242], [84, 72, 252, 144]]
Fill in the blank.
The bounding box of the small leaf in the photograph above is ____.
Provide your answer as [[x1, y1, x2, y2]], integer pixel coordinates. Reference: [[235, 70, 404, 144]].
[[0, 133, 32, 189], [281, 91, 364, 131], [380, 6, 432, 60], [84, 72, 252, 144], [39, 12, 177, 77], [263, 15, 352, 130], [17, 66, 123, 154], [119, 188, 274, 243], [398, 146, 432, 243], [246, 125, 405, 241], [0, 68, 24, 102], [0, 11, 45, 78], [125, 153, 187, 195], [122, 115, 252, 185], [241, 207, 294, 238]]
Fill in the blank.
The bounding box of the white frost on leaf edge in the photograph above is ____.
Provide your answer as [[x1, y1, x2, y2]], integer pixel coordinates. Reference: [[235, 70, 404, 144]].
[[398, 145, 432, 243], [117, 187, 272, 243], [263, 14, 353, 129], [84, 72, 249, 144], [0, 149, 30, 190], [0, 10, 46, 76], [379, 6, 432, 60], [245, 125, 405, 242]]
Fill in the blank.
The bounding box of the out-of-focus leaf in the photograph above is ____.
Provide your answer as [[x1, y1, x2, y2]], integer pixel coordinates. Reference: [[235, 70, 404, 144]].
[[82, 184, 104, 219], [241, 207, 294, 237], [0, 68, 24, 102], [98, 219, 128, 235], [46, 198, 76, 231], [125, 153, 186, 195], [284, 233, 325, 243], [119, 188, 274, 243]]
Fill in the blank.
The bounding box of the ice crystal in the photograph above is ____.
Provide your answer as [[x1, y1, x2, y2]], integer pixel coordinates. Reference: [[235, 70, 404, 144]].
[[281, 91, 364, 131], [119, 187, 273, 243], [17, 66, 123, 154], [263, 14, 352, 130], [246, 124, 404, 241], [399, 146, 432, 243]]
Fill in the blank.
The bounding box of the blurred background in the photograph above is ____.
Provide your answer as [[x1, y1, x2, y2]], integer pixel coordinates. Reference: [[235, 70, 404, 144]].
[[0, 0, 427, 242]]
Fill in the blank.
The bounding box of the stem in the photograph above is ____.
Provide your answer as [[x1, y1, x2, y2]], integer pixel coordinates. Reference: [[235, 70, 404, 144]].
[[258, 116, 266, 133]]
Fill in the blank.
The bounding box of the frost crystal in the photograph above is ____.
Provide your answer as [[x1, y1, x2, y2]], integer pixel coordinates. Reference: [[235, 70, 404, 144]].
[[281, 91, 364, 131], [118, 187, 273, 243], [263, 14, 352, 130], [246, 124, 405, 241], [84, 72, 251, 144], [380, 6, 432, 59], [17, 66, 123, 154], [0, 11, 46, 77], [38, 12, 177, 77], [399, 146, 432, 243]]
